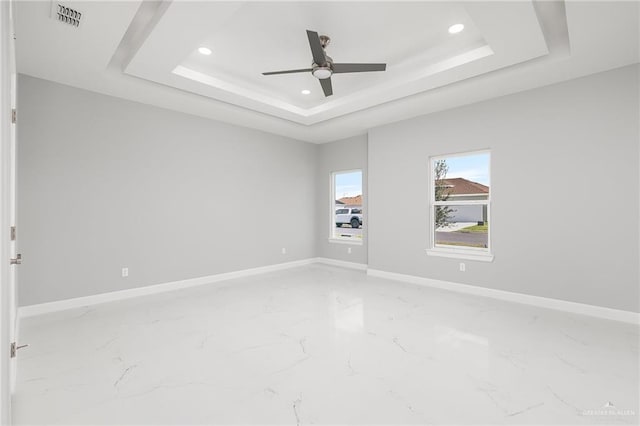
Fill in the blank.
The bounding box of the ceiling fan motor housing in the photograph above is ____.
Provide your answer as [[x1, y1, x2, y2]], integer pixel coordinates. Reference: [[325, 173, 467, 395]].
[[312, 55, 333, 79]]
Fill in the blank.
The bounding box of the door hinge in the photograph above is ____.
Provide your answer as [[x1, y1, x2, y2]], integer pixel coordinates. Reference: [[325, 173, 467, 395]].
[[10, 342, 28, 358], [10, 226, 16, 241], [11, 108, 16, 124]]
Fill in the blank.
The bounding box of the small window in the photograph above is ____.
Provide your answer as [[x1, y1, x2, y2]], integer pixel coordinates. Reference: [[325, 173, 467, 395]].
[[428, 151, 492, 261], [331, 170, 363, 241]]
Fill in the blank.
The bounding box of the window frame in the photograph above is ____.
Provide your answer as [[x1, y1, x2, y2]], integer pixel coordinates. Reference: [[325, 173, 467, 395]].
[[426, 150, 494, 262], [329, 169, 364, 245]]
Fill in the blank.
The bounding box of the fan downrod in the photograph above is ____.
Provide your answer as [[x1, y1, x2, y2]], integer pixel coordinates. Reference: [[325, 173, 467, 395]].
[[311, 35, 333, 78], [319, 35, 331, 49]]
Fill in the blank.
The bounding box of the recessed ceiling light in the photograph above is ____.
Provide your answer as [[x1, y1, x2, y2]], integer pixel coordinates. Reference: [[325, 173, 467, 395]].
[[198, 47, 212, 55], [448, 24, 465, 34], [301, 89, 311, 95]]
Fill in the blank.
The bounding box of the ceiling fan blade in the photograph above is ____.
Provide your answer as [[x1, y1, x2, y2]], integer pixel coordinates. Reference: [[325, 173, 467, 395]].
[[262, 68, 313, 76], [332, 63, 387, 73], [319, 77, 333, 97], [306, 30, 327, 66]]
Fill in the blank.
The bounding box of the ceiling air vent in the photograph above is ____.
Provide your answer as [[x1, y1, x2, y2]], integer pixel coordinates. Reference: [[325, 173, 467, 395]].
[[51, 2, 82, 28]]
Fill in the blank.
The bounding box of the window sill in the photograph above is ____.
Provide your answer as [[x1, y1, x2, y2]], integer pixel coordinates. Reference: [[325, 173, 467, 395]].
[[425, 248, 494, 262], [328, 238, 364, 246]]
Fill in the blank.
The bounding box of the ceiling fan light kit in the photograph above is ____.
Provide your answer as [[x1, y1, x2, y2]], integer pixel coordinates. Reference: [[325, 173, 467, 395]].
[[312, 67, 332, 80], [262, 30, 387, 97]]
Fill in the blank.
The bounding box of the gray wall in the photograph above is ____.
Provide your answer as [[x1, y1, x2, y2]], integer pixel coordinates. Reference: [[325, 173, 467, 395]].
[[18, 65, 640, 313], [316, 135, 368, 265], [368, 64, 640, 313], [17, 75, 317, 306]]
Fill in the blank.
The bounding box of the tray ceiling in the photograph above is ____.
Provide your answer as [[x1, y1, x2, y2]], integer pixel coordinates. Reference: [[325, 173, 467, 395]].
[[125, 1, 548, 125], [15, 1, 640, 142]]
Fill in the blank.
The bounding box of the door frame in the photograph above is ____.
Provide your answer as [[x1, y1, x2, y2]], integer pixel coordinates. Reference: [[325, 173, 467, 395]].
[[0, 0, 17, 423]]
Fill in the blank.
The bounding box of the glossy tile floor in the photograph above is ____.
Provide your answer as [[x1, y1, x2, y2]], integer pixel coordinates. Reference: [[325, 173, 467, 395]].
[[14, 264, 639, 425]]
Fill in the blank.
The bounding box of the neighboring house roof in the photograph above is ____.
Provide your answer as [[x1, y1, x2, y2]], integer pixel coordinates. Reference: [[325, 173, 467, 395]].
[[338, 195, 362, 205], [438, 178, 489, 196], [335, 200, 345, 205]]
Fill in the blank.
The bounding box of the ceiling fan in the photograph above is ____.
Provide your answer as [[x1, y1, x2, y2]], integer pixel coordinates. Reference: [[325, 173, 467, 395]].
[[262, 30, 387, 97]]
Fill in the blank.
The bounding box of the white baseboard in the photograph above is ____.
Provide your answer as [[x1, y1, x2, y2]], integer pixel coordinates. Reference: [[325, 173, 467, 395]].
[[315, 257, 368, 271], [19, 259, 639, 325], [367, 269, 639, 325], [18, 258, 317, 318]]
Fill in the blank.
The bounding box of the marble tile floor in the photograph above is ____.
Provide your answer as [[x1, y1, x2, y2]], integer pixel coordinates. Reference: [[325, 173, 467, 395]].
[[13, 264, 639, 425]]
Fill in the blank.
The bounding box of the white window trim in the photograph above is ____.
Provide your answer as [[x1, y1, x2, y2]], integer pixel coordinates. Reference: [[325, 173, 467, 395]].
[[425, 248, 494, 262], [427, 150, 493, 261], [328, 238, 364, 245], [330, 169, 364, 244]]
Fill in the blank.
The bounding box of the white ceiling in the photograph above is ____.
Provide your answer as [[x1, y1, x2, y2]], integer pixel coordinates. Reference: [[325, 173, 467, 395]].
[[15, 1, 640, 143]]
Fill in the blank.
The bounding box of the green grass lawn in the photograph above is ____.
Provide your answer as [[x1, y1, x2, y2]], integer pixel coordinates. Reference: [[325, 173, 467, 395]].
[[457, 224, 488, 233], [438, 241, 486, 248]]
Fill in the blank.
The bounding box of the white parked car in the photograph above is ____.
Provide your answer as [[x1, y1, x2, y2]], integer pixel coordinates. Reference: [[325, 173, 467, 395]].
[[335, 208, 363, 228]]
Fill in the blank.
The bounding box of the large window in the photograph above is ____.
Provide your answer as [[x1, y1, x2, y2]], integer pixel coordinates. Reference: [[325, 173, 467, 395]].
[[428, 151, 492, 261], [330, 170, 363, 242]]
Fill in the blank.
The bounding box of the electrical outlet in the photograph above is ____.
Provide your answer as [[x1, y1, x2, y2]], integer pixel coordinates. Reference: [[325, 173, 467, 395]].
[[281, 248, 286, 255], [121, 267, 129, 277], [459, 263, 466, 272], [347, 247, 352, 254]]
